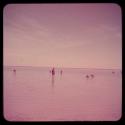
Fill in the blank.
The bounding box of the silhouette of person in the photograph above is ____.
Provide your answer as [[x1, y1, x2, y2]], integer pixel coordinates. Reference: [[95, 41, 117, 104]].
[[52, 67, 55, 75], [13, 69, 16, 73], [51, 67, 55, 88], [60, 70, 63, 75], [90, 74, 94, 78], [86, 75, 89, 79]]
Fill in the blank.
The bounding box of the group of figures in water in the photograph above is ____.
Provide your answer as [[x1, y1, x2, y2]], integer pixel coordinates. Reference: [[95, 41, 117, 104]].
[[85, 74, 94, 79], [12, 68, 117, 79], [11, 67, 120, 90], [49, 67, 63, 76], [50, 67, 94, 77], [49, 67, 95, 79], [12, 67, 119, 88]]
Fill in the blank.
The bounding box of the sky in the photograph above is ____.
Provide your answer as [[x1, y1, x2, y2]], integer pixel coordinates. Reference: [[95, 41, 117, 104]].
[[3, 4, 122, 69]]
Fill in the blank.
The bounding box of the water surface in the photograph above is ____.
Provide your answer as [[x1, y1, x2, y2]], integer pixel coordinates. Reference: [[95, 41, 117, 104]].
[[3, 66, 122, 121]]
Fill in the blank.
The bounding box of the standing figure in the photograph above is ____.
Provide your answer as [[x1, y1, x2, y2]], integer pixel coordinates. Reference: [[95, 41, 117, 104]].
[[13, 69, 16, 73], [51, 68, 55, 88], [52, 67, 55, 75], [90, 74, 94, 78], [86, 75, 89, 79], [60, 70, 63, 75]]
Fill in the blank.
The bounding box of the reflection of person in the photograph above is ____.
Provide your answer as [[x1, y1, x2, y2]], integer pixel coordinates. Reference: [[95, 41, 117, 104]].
[[52, 75, 54, 88]]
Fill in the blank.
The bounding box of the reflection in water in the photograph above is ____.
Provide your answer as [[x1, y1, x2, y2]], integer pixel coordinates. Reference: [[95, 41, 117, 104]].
[[51, 75, 55, 88], [4, 67, 121, 121]]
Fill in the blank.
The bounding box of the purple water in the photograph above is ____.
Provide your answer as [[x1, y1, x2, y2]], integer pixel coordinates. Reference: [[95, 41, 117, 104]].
[[3, 66, 122, 121]]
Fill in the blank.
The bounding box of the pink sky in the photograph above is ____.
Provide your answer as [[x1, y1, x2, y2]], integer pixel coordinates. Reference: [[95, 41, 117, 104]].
[[3, 4, 122, 69]]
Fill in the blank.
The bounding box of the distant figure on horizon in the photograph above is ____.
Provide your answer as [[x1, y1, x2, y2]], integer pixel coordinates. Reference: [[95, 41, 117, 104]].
[[52, 67, 55, 75], [51, 68, 55, 88], [86, 75, 89, 79], [60, 70, 63, 75], [90, 74, 94, 78], [13, 69, 16, 74]]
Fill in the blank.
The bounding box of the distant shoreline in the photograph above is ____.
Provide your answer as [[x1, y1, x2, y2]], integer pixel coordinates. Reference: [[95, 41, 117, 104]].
[[3, 65, 121, 70]]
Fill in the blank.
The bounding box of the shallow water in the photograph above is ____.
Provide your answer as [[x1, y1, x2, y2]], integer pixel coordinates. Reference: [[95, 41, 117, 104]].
[[3, 66, 122, 121]]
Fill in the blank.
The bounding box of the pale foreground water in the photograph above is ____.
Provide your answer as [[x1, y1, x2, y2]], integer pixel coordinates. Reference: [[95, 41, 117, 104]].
[[3, 66, 122, 121]]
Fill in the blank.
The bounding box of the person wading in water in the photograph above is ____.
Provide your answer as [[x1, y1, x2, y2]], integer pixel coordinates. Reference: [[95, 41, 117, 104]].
[[60, 70, 63, 75], [51, 67, 55, 88], [52, 67, 55, 75]]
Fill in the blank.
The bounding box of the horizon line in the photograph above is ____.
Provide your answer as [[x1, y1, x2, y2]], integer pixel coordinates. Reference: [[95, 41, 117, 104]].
[[3, 65, 122, 70]]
